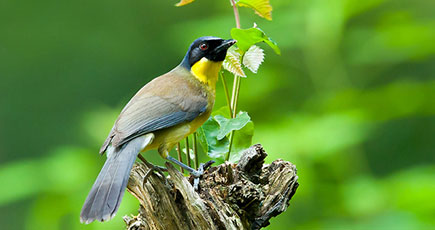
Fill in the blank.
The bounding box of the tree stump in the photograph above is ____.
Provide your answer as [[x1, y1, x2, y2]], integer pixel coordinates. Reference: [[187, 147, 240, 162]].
[[123, 144, 299, 230]]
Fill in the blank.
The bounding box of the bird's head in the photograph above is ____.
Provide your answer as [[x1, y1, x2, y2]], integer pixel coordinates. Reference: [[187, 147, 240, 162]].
[[180, 36, 236, 86], [181, 36, 236, 69]]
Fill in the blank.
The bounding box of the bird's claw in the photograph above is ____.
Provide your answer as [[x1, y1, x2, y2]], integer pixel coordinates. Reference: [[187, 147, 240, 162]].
[[143, 163, 168, 187], [193, 160, 215, 191], [191, 168, 203, 178]]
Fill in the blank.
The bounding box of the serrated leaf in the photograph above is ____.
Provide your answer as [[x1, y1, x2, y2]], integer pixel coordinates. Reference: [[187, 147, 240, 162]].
[[237, 0, 272, 20], [223, 47, 246, 77], [229, 121, 254, 163], [175, 0, 195, 7], [214, 111, 251, 140], [231, 27, 281, 55], [197, 117, 230, 159], [243, 45, 264, 73]]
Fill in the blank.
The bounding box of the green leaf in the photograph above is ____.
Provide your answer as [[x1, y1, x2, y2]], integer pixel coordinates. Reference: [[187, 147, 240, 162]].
[[214, 111, 251, 140], [237, 0, 272, 20], [231, 27, 281, 55], [197, 117, 230, 159], [229, 121, 254, 162], [175, 0, 195, 7], [196, 126, 208, 153]]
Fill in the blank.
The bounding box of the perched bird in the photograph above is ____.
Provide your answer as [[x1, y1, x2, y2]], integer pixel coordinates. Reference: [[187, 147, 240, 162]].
[[80, 36, 236, 224]]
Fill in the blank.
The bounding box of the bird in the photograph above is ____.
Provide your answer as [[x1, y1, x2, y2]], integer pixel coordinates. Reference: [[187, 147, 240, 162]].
[[80, 36, 236, 224]]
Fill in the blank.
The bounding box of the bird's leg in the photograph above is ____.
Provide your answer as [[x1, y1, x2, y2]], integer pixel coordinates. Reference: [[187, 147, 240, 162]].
[[166, 151, 215, 190], [143, 166, 167, 187], [138, 154, 147, 163], [139, 154, 167, 171], [166, 155, 203, 178], [137, 154, 168, 186], [193, 160, 215, 191]]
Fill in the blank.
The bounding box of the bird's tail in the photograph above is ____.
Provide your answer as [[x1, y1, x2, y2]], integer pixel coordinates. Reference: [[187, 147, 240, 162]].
[[80, 134, 153, 224]]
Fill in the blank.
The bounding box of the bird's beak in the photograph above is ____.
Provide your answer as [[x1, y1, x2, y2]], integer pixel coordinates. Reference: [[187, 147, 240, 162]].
[[214, 39, 237, 53]]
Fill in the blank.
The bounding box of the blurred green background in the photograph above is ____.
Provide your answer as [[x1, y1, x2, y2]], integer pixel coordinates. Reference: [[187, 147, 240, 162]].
[[1, 0, 434, 229]]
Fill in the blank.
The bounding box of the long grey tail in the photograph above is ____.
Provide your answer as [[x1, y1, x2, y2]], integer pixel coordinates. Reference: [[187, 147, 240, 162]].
[[80, 135, 153, 224]]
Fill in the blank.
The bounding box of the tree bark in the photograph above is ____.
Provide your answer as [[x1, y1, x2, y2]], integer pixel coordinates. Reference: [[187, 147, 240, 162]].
[[123, 144, 299, 230]]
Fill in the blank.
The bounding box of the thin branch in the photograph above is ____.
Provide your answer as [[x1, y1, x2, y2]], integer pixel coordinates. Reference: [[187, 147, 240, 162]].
[[230, 75, 238, 116], [220, 72, 233, 117], [226, 132, 235, 161], [227, 0, 242, 161], [226, 76, 242, 161], [193, 132, 199, 169], [232, 76, 241, 118], [185, 137, 191, 168], [230, 0, 241, 29], [138, 154, 147, 163], [176, 142, 184, 173]]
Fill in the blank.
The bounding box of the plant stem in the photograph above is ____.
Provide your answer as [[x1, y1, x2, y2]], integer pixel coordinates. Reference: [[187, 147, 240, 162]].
[[193, 132, 199, 169], [226, 132, 235, 161], [232, 76, 241, 118], [230, 75, 238, 117], [176, 142, 184, 173], [230, 0, 241, 29], [185, 137, 191, 167], [229, 0, 241, 118], [226, 0, 242, 162], [221, 72, 233, 117]]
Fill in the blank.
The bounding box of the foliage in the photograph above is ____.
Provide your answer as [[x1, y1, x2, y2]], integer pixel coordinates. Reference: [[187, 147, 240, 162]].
[[196, 117, 229, 159], [176, 0, 281, 162], [215, 111, 251, 140], [243, 45, 265, 73], [175, 0, 195, 7], [197, 110, 253, 162], [230, 27, 280, 54], [223, 47, 246, 77], [237, 0, 273, 20]]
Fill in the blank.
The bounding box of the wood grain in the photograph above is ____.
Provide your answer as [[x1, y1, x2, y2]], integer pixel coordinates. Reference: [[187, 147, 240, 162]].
[[124, 144, 298, 230]]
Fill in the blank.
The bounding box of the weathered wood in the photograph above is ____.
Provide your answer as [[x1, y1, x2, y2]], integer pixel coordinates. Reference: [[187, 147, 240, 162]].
[[124, 144, 298, 230]]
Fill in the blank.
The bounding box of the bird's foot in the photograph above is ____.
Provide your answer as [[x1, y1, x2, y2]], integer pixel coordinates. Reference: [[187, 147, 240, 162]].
[[165, 156, 214, 190], [193, 160, 215, 191], [139, 156, 168, 186], [144, 164, 167, 182]]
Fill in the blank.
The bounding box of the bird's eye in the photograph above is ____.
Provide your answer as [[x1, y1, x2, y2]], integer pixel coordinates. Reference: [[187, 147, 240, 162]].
[[199, 43, 208, 51]]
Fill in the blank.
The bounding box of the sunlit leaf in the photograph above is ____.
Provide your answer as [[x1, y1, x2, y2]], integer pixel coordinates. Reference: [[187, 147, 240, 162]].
[[223, 47, 246, 77], [237, 0, 272, 20], [175, 0, 195, 7], [243, 45, 264, 73], [229, 121, 254, 163], [214, 111, 251, 140], [197, 117, 230, 159], [231, 27, 281, 54]]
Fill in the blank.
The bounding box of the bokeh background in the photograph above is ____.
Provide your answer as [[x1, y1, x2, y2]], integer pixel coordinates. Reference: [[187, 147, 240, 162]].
[[1, 0, 434, 229]]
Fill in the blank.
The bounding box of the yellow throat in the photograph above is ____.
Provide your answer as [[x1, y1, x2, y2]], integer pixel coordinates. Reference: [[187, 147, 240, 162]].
[[190, 57, 222, 87]]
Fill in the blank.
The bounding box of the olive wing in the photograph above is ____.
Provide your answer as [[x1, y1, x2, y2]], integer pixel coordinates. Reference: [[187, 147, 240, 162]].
[[100, 76, 207, 153]]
